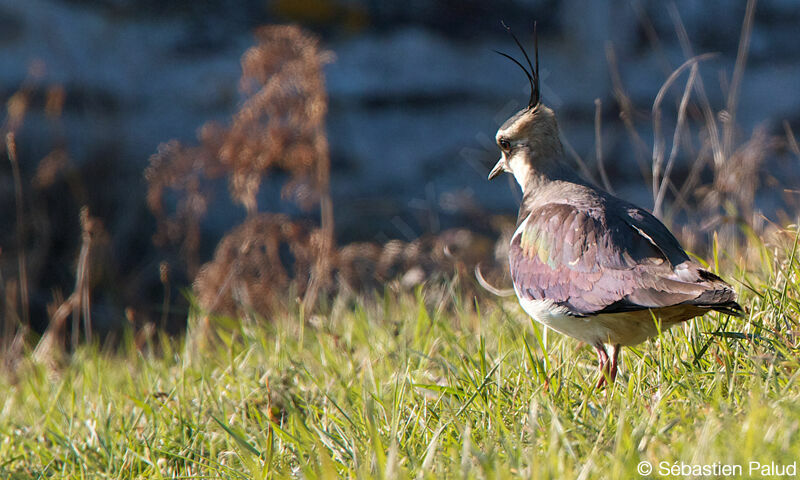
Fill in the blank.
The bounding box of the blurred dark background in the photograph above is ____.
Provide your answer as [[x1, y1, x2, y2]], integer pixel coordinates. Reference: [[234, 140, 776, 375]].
[[1, 0, 799, 334]]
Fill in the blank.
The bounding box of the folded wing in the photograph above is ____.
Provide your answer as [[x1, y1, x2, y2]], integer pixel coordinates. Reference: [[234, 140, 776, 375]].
[[510, 202, 741, 316]]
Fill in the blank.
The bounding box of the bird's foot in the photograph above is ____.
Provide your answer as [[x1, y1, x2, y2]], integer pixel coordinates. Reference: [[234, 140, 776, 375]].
[[594, 343, 621, 389]]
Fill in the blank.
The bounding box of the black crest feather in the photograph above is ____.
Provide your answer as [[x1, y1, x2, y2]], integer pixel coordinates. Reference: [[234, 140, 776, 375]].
[[495, 21, 540, 109]]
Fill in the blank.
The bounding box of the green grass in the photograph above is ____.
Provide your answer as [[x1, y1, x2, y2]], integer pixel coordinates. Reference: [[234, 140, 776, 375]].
[[1, 232, 800, 479]]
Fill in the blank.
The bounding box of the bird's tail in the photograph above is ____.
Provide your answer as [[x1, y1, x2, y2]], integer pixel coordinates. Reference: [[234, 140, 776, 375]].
[[709, 301, 745, 317], [692, 269, 745, 317]]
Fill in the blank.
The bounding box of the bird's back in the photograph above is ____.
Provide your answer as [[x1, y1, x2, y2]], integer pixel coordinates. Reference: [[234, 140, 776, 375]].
[[509, 180, 742, 338]]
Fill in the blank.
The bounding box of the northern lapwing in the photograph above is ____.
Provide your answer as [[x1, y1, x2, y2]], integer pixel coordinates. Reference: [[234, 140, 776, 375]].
[[488, 26, 743, 387]]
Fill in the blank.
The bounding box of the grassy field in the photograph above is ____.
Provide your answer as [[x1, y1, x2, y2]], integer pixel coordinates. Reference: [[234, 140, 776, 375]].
[[1, 230, 799, 479]]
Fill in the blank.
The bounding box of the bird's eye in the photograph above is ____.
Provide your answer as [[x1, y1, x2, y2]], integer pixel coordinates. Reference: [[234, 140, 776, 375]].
[[499, 139, 511, 151]]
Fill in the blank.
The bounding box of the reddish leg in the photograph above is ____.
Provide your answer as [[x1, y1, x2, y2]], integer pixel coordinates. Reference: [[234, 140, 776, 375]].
[[609, 344, 621, 383], [595, 343, 610, 388]]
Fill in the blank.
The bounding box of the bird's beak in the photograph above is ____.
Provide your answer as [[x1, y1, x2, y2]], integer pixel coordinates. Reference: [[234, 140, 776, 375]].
[[488, 158, 506, 180]]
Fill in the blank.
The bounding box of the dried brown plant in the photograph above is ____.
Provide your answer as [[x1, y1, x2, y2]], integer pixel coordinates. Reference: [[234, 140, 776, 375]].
[[145, 137, 221, 276], [698, 127, 778, 228], [333, 228, 503, 299], [234, 26, 335, 311], [603, 0, 784, 258], [225, 25, 333, 215], [194, 217, 508, 321], [0, 64, 44, 350], [146, 25, 335, 313], [1, 71, 145, 362], [193, 213, 315, 321], [34, 207, 109, 361]]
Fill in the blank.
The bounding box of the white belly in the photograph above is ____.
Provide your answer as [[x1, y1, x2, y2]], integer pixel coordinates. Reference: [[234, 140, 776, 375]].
[[517, 296, 664, 346]]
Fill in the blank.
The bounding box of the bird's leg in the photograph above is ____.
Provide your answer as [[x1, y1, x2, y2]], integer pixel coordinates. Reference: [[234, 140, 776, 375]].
[[609, 344, 621, 382], [594, 343, 610, 388]]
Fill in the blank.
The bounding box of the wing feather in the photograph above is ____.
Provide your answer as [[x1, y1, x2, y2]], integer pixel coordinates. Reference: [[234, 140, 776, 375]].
[[510, 202, 735, 316]]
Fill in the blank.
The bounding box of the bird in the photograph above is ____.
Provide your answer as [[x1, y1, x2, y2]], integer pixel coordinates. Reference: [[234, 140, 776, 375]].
[[488, 25, 743, 387]]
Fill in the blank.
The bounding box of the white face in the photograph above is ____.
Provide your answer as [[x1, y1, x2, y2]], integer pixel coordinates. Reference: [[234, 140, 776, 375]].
[[492, 127, 531, 188], [505, 148, 532, 188]]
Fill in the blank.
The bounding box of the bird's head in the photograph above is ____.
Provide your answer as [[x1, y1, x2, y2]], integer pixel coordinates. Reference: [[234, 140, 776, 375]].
[[488, 103, 562, 184], [487, 23, 564, 186]]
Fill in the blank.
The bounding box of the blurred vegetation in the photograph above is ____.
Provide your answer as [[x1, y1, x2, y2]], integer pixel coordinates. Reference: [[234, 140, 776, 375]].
[[0, 228, 798, 477], [0, 4, 797, 358], [0, 2, 799, 477]]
